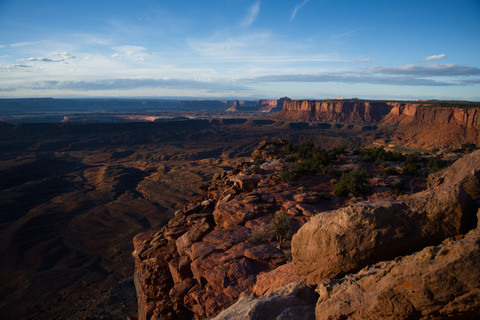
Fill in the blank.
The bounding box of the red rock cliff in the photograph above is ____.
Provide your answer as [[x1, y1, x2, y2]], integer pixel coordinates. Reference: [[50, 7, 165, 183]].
[[272, 100, 393, 123], [273, 99, 480, 128]]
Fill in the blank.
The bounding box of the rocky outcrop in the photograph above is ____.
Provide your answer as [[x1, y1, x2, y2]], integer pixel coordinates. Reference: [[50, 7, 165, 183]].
[[292, 149, 480, 285], [256, 97, 291, 113], [315, 227, 480, 319], [272, 99, 394, 123], [212, 281, 317, 320], [133, 142, 480, 319]]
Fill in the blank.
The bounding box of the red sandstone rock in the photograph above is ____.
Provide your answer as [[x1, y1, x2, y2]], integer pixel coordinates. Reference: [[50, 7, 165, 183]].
[[315, 228, 480, 319], [292, 150, 480, 286], [252, 262, 304, 297]]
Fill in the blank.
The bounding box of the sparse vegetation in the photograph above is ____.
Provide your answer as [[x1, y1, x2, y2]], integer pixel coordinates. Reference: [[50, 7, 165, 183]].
[[272, 211, 292, 244], [333, 168, 370, 197], [358, 147, 404, 162], [384, 166, 399, 175], [461, 142, 477, 151]]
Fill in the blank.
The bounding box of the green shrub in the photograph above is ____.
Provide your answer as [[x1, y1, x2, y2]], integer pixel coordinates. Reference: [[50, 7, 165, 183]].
[[333, 168, 370, 197], [294, 160, 317, 176], [283, 154, 297, 163], [461, 142, 477, 151], [284, 142, 296, 155], [402, 162, 418, 176], [427, 158, 445, 174], [272, 211, 292, 244], [313, 149, 331, 166], [298, 141, 315, 160], [278, 168, 299, 182], [384, 166, 399, 175], [360, 147, 404, 162]]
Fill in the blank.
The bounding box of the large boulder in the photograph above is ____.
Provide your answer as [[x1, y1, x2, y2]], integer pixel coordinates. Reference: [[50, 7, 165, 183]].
[[212, 281, 317, 320], [315, 228, 480, 319], [292, 150, 480, 285]]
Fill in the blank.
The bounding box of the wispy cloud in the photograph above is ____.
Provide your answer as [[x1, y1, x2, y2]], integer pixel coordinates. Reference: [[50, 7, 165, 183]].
[[422, 54, 446, 62], [250, 73, 454, 86], [0, 64, 32, 70], [368, 64, 480, 76], [242, 1, 260, 27], [20, 57, 67, 63], [248, 62, 480, 87], [19, 78, 247, 92], [49, 51, 76, 59], [290, 0, 311, 21]]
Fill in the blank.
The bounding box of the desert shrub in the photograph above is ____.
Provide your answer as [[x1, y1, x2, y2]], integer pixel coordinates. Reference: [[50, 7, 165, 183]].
[[384, 166, 399, 175], [283, 154, 297, 163], [294, 160, 317, 176], [251, 156, 265, 167], [313, 149, 331, 166], [393, 188, 402, 196], [284, 142, 296, 155], [431, 147, 440, 153], [297, 141, 316, 160], [402, 154, 420, 175], [360, 147, 404, 162], [278, 168, 299, 182], [333, 168, 370, 197], [248, 230, 270, 243], [402, 163, 418, 176], [427, 158, 445, 174], [461, 142, 477, 151], [272, 211, 291, 244], [332, 145, 347, 156]]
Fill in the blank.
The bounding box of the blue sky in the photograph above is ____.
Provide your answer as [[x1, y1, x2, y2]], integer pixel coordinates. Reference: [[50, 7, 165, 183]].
[[1, 0, 479, 100]]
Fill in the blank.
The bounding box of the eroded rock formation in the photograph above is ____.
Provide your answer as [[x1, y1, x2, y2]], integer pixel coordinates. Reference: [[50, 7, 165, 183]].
[[133, 144, 480, 319]]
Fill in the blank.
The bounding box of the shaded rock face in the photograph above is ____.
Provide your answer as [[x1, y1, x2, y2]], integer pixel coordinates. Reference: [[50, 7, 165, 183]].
[[292, 149, 480, 286], [315, 228, 480, 320], [212, 281, 317, 320]]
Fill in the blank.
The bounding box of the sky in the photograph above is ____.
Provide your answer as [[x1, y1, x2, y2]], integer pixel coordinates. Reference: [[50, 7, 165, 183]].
[[0, 0, 479, 100]]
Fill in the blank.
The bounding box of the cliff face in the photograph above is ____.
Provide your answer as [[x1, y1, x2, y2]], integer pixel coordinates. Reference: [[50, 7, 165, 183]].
[[257, 97, 291, 113], [272, 100, 480, 147], [272, 100, 394, 123], [382, 103, 480, 128], [273, 99, 480, 126]]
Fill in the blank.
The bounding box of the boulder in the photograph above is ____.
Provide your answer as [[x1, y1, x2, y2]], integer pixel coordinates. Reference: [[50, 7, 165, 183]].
[[315, 228, 480, 319], [212, 281, 317, 320], [292, 150, 480, 286], [253, 262, 304, 297], [230, 173, 261, 192], [292, 200, 418, 284]]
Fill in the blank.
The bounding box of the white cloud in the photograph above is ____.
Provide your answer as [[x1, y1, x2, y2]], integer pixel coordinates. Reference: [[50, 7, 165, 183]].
[[422, 54, 446, 62], [49, 51, 76, 59], [241, 1, 260, 27], [290, 0, 311, 21], [21, 57, 67, 63]]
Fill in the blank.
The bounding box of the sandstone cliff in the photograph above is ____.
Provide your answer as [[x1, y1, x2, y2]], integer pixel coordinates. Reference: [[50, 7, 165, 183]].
[[272, 99, 480, 147]]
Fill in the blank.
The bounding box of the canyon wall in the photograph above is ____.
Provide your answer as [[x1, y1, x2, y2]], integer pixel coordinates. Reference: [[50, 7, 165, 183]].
[[272, 99, 480, 147], [273, 99, 480, 128]]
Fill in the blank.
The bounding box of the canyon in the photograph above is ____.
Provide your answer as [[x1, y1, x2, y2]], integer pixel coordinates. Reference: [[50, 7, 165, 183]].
[[1, 98, 479, 319]]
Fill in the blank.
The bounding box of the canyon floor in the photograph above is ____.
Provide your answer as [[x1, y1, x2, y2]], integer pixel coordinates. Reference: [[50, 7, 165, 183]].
[[0, 118, 388, 319]]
